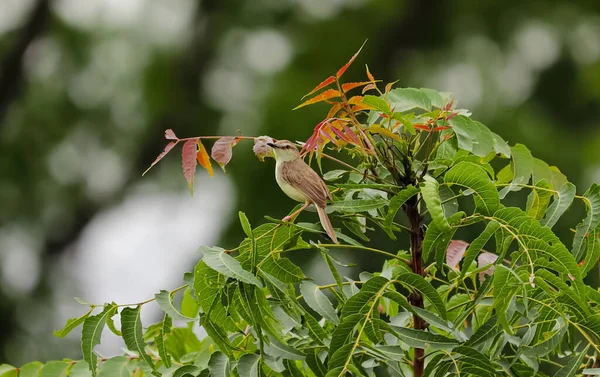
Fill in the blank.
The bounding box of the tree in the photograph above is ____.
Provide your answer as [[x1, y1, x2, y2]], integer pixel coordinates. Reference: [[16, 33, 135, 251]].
[[5, 46, 600, 377]]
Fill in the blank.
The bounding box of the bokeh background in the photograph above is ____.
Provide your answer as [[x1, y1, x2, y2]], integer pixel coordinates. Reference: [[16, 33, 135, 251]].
[[1, 0, 600, 365]]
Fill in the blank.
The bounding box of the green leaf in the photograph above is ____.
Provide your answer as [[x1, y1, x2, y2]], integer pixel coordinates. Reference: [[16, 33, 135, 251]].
[[82, 306, 114, 376], [583, 368, 600, 375], [39, 361, 70, 377], [541, 182, 576, 228], [18, 362, 43, 377], [323, 170, 347, 181], [387, 88, 432, 112], [305, 349, 326, 377], [207, 352, 230, 377], [300, 281, 339, 324], [391, 327, 458, 350], [454, 346, 498, 377], [239, 211, 252, 238], [461, 221, 500, 275], [0, 365, 16, 377], [54, 308, 92, 338], [444, 161, 500, 216], [237, 354, 261, 377], [155, 290, 195, 322], [69, 361, 92, 377], [264, 337, 305, 360], [156, 314, 172, 368], [526, 180, 553, 220], [105, 305, 121, 336], [97, 357, 133, 377], [173, 365, 202, 377], [330, 313, 362, 352], [396, 272, 446, 319], [463, 317, 498, 347], [422, 211, 465, 263], [421, 175, 450, 232], [523, 318, 568, 357], [328, 198, 388, 213], [493, 265, 519, 331], [385, 185, 419, 230], [582, 226, 600, 276], [259, 255, 304, 283], [439, 185, 458, 218], [362, 95, 392, 114], [499, 144, 533, 198], [491, 132, 511, 157], [200, 246, 262, 287], [121, 306, 155, 372], [572, 184, 600, 260], [448, 115, 495, 157]]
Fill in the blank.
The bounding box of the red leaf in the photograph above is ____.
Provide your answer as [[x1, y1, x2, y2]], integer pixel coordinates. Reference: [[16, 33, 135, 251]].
[[341, 81, 372, 93], [385, 81, 397, 94], [365, 64, 375, 82], [142, 141, 177, 176], [336, 40, 367, 78], [414, 124, 431, 132], [182, 139, 199, 194], [196, 140, 214, 177], [446, 240, 468, 270], [320, 128, 338, 145], [446, 112, 458, 120], [211, 137, 237, 166], [294, 89, 341, 110], [433, 126, 451, 132], [165, 129, 178, 140], [302, 76, 335, 99], [342, 124, 361, 146]]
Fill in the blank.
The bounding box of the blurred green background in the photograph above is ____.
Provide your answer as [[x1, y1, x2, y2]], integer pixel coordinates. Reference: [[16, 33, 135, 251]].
[[1, 0, 599, 365]]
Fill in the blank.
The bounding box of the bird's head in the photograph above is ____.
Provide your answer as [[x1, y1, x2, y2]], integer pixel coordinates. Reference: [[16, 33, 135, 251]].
[[267, 140, 300, 162]]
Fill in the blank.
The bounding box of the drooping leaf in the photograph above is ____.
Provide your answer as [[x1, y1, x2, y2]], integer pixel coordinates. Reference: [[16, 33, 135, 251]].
[[384, 185, 419, 230], [300, 281, 339, 324], [444, 161, 500, 216], [572, 184, 600, 260], [259, 255, 305, 283], [499, 144, 533, 198], [454, 346, 498, 377], [200, 246, 262, 287], [491, 132, 511, 157], [422, 175, 450, 232], [448, 115, 495, 157], [264, 336, 306, 360], [253, 136, 274, 162], [156, 314, 172, 369], [121, 306, 155, 372], [196, 140, 214, 177], [211, 137, 238, 167], [541, 182, 576, 228], [82, 306, 115, 376], [207, 352, 230, 377], [493, 265, 520, 330], [237, 354, 261, 377], [461, 221, 500, 274], [238, 211, 252, 238], [182, 138, 199, 195], [396, 272, 446, 319], [155, 290, 195, 322], [526, 180, 553, 220], [446, 240, 468, 270]]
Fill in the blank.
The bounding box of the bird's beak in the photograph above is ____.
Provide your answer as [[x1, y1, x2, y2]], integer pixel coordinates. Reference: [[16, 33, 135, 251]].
[[267, 142, 278, 148]]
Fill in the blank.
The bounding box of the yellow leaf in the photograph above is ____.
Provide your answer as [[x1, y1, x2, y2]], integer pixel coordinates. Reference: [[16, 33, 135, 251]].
[[367, 124, 400, 140], [196, 140, 214, 177]]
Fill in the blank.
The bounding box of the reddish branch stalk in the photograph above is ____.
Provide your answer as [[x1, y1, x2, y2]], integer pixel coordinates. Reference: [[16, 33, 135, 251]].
[[405, 196, 426, 377]]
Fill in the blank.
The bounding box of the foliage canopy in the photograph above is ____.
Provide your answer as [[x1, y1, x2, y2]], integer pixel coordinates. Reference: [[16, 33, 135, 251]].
[[4, 44, 600, 377]]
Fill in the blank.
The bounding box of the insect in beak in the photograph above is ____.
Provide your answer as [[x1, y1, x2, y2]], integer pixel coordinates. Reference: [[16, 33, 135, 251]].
[[267, 143, 278, 148]]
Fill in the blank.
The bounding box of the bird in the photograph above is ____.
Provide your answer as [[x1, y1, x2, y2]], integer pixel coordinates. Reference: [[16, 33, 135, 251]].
[[267, 140, 339, 244]]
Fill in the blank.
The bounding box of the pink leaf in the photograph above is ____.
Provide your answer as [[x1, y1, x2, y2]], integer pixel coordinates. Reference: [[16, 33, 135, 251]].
[[182, 139, 198, 195], [211, 137, 237, 166], [165, 129, 178, 140], [142, 141, 177, 176], [477, 252, 499, 283], [253, 136, 274, 162], [446, 240, 469, 270]]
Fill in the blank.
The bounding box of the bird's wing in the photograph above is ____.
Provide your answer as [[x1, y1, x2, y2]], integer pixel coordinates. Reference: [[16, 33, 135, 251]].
[[281, 159, 331, 208]]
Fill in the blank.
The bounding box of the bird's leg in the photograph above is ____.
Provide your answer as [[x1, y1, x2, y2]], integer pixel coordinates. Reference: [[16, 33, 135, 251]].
[[283, 201, 311, 222]]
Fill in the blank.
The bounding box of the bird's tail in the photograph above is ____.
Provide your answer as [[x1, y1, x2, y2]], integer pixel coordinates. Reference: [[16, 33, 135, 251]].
[[317, 206, 339, 244]]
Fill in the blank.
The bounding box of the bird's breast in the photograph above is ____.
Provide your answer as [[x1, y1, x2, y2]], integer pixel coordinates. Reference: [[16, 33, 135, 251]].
[[276, 162, 308, 202]]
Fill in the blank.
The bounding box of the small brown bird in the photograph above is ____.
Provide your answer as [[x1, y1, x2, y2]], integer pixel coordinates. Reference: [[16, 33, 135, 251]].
[[268, 140, 339, 244]]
